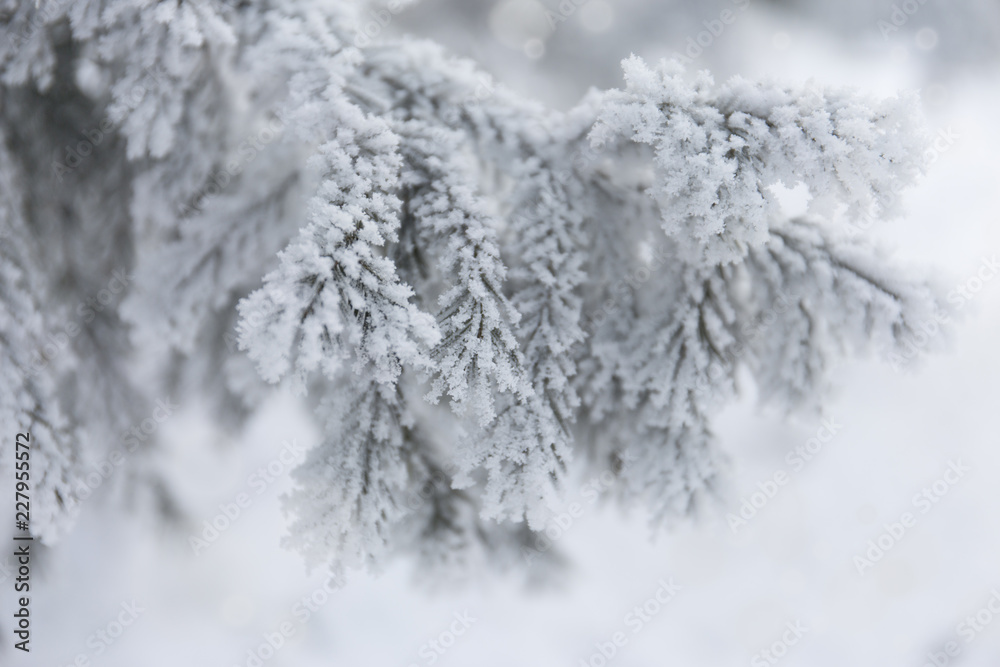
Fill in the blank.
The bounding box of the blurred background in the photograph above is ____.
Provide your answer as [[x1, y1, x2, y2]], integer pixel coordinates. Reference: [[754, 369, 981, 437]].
[[10, 0, 1000, 665]]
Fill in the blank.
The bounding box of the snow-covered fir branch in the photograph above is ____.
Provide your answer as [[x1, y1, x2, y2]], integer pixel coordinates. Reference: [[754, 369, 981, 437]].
[[0, 0, 944, 580]]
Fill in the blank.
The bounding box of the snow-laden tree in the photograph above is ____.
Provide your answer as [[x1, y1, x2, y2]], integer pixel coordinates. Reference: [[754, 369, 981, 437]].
[[0, 0, 945, 581]]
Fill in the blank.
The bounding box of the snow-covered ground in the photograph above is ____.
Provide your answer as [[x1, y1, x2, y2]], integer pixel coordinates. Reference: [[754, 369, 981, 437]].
[[15, 4, 1000, 667]]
